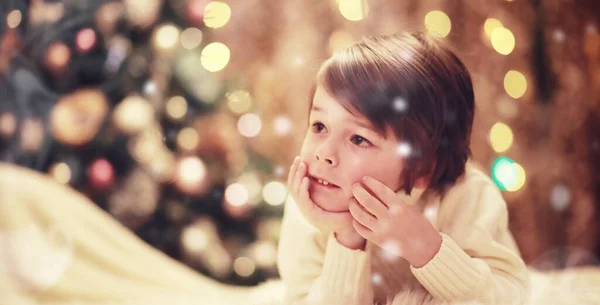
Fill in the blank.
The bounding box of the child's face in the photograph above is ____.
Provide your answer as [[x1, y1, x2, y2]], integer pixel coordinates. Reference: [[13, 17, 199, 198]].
[[299, 85, 405, 213]]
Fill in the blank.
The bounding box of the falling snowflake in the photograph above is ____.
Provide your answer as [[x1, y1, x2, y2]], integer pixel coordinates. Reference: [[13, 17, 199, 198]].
[[397, 142, 412, 157], [372, 273, 383, 285], [273, 166, 285, 177], [273, 116, 292, 136], [143, 81, 157, 96], [550, 183, 570, 212], [423, 205, 438, 223], [380, 240, 402, 261], [554, 29, 565, 43], [393, 97, 408, 113]]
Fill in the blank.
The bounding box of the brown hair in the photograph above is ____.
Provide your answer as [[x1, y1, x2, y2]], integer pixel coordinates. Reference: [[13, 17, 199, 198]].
[[313, 31, 474, 195]]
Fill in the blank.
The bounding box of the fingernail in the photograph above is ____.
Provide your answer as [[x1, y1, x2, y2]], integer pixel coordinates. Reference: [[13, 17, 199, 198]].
[[294, 156, 299, 163], [362, 176, 370, 183]]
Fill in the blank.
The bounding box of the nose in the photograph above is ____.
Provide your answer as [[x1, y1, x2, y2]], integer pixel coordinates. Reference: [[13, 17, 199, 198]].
[[314, 139, 337, 166]]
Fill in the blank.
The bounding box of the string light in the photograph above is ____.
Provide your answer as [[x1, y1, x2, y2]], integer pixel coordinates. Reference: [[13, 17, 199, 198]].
[[7, 10, 22, 29], [489, 122, 514, 153], [177, 127, 200, 152], [424, 11, 452, 37], [225, 183, 249, 207], [181, 222, 210, 253], [88, 158, 115, 190], [165, 96, 188, 121], [112, 95, 154, 135], [491, 27, 515, 55], [201, 42, 230, 72], [49, 162, 72, 184], [505, 162, 526, 192], [338, 0, 369, 21], [226, 90, 252, 114], [176, 157, 207, 195], [491, 156, 526, 192], [203, 1, 231, 28], [0, 112, 16, 139], [181, 27, 203, 49], [237, 113, 262, 138], [273, 116, 292, 136], [236, 172, 263, 206], [262, 181, 287, 206], [20, 118, 44, 152], [250, 241, 278, 268], [75, 28, 97, 53], [233, 257, 256, 277], [154, 24, 180, 50], [504, 70, 527, 99], [483, 18, 503, 38]]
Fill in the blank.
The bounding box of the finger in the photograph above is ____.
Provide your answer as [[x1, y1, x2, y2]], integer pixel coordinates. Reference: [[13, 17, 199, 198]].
[[349, 199, 377, 230], [287, 156, 300, 188], [362, 176, 402, 206], [352, 220, 372, 239], [351, 184, 388, 218], [299, 177, 353, 228], [292, 161, 307, 194], [299, 176, 322, 218]]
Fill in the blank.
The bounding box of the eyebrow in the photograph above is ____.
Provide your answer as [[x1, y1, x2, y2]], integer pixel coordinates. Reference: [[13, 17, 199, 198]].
[[311, 105, 377, 133]]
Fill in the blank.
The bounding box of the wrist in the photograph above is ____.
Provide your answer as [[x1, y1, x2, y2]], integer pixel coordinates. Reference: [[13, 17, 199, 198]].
[[408, 232, 442, 268], [334, 231, 366, 250]]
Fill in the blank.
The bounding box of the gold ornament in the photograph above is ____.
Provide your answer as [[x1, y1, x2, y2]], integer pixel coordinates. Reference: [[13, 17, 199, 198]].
[[112, 95, 155, 135], [50, 89, 109, 146], [45, 42, 71, 75]]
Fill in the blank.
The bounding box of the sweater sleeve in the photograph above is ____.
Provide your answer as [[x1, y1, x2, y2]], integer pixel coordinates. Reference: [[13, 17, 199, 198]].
[[410, 183, 531, 305], [277, 198, 374, 305]]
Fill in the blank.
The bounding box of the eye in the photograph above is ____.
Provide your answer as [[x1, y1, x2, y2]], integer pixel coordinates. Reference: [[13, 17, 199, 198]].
[[351, 135, 372, 148], [311, 122, 326, 133]]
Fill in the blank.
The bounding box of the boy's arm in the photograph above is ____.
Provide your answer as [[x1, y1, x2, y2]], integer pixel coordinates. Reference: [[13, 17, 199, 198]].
[[277, 198, 374, 305], [409, 183, 531, 305]]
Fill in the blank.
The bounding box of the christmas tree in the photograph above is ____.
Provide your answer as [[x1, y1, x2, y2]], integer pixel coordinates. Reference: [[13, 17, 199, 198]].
[[0, 0, 285, 286]]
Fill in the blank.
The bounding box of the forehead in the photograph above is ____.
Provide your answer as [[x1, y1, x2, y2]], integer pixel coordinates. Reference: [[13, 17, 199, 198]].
[[311, 86, 370, 124]]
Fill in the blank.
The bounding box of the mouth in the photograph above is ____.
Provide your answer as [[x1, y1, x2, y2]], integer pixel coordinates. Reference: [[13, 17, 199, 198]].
[[307, 174, 339, 188], [307, 175, 349, 213]]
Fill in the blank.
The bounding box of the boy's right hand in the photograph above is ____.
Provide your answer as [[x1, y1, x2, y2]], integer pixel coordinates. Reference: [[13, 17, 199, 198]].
[[287, 156, 365, 250]]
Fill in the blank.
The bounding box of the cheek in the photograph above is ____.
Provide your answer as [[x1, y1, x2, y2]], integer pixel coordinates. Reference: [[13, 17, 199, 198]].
[[343, 156, 372, 183], [299, 137, 314, 160], [352, 161, 402, 190]]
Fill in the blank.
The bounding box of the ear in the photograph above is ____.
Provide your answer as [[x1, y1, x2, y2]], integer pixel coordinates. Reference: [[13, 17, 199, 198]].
[[414, 160, 436, 189]]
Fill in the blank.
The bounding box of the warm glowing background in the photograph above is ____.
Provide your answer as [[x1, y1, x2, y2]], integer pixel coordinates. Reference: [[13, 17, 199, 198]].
[[0, 0, 599, 286]]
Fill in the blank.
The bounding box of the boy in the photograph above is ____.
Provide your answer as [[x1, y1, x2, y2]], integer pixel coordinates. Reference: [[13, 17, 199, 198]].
[[278, 32, 530, 305]]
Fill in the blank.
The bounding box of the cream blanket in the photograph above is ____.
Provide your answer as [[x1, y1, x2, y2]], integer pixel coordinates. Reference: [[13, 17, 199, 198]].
[[1, 163, 599, 305]]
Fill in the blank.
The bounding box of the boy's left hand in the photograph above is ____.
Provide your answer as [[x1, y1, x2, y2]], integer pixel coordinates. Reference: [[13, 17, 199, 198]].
[[349, 176, 442, 268]]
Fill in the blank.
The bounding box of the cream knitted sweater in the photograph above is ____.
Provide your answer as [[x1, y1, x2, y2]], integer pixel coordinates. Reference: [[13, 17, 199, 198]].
[[277, 162, 531, 305]]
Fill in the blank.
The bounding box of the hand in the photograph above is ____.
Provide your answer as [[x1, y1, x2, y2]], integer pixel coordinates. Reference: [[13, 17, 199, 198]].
[[349, 176, 442, 267], [287, 157, 364, 248]]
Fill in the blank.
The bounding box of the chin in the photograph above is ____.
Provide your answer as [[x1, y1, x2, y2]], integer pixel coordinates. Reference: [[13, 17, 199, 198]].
[[312, 197, 348, 213]]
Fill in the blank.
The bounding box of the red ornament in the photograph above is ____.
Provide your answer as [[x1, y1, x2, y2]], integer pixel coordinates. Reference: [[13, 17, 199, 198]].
[[88, 158, 115, 189], [76, 28, 97, 53]]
